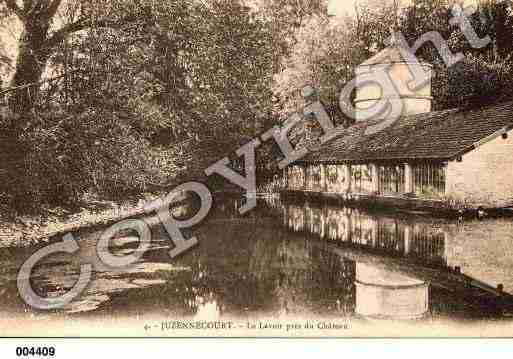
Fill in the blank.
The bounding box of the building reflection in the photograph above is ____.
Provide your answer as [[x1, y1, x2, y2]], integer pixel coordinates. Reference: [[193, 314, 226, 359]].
[[281, 201, 513, 320], [271, 241, 356, 317], [284, 203, 446, 267]]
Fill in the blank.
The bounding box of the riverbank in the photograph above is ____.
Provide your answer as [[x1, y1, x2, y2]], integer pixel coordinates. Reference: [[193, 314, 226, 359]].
[[0, 189, 249, 248], [0, 193, 165, 248]]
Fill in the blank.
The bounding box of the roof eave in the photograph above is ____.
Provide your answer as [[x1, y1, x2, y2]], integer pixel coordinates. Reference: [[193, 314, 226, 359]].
[[294, 156, 451, 165], [449, 125, 513, 161]]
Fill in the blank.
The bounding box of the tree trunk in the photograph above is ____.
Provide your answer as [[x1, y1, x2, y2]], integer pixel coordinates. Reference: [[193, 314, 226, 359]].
[[8, 19, 51, 122], [5, 16, 52, 212]]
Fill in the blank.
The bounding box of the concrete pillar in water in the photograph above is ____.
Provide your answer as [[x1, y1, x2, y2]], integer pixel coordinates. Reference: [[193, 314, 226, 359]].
[[404, 163, 414, 193], [355, 262, 428, 320]]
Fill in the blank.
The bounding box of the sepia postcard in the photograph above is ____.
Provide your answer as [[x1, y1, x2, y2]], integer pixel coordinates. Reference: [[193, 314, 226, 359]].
[[1, 0, 513, 341]]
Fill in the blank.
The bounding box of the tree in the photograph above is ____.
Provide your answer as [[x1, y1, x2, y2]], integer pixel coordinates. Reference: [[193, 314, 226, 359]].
[[273, 17, 362, 118], [0, 0, 278, 210], [258, 0, 328, 71], [354, 0, 401, 55], [398, 0, 513, 109], [435, 53, 513, 109], [0, 0, 149, 119], [272, 0, 400, 124]]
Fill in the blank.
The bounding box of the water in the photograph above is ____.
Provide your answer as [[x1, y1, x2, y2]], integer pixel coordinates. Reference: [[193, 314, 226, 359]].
[[1, 197, 513, 335]]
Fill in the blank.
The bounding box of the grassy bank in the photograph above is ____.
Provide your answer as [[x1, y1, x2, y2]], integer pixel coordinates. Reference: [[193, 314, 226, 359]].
[[0, 193, 164, 248]]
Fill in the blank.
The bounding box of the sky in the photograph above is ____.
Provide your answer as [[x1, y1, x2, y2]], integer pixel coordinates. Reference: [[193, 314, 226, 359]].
[[328, 0, 358, 17], [328, 0, 478, 17], [327, 0, 418, 17]]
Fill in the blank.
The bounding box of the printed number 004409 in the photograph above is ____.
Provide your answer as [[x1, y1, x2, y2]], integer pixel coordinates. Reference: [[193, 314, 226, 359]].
[[16, 347, 55, 357]]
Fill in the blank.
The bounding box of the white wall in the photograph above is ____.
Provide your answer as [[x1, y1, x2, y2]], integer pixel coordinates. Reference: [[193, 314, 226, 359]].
[[446, 130, 513, 207]]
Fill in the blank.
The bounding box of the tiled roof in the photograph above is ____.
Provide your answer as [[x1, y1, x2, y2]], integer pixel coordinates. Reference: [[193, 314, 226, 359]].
[[301, 101, 513, 163], [359, 45, 431, 67]]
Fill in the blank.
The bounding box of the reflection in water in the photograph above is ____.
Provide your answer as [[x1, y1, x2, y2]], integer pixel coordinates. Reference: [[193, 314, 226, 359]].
[[355, 263, 428, 320], [284, 204, 446, 267], [192, 293, 221, 320], [280, 200, 513, 320], [0, 198, 512, 326]]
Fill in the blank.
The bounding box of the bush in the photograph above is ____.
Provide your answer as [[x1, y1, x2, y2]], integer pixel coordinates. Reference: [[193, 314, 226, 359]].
[[435, 54, 513, 110], [3, 106, 159, 211]]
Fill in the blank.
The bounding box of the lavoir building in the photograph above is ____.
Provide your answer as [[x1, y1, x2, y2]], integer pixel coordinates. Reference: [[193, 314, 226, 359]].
[[283, 46, 513, 210]]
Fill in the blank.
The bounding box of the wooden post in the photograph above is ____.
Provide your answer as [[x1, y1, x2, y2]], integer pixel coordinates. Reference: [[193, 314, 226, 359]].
[[302, 164, 307, 190], [321, 164, 327, 192], [404, 163, 413, 193], [370, 163, 379, 193]]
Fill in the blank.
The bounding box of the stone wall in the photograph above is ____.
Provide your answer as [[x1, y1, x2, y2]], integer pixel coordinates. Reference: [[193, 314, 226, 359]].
[[446, 130, 513, 207]]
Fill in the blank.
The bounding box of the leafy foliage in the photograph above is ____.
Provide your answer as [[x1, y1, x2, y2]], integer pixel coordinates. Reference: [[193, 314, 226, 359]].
[[275, 0, 513, 118], [0, 0, 275, 212], [1, 0, 513, 214]]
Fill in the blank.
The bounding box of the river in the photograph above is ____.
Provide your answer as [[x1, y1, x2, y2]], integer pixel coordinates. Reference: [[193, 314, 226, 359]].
[[1, 196, 513, 336]]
